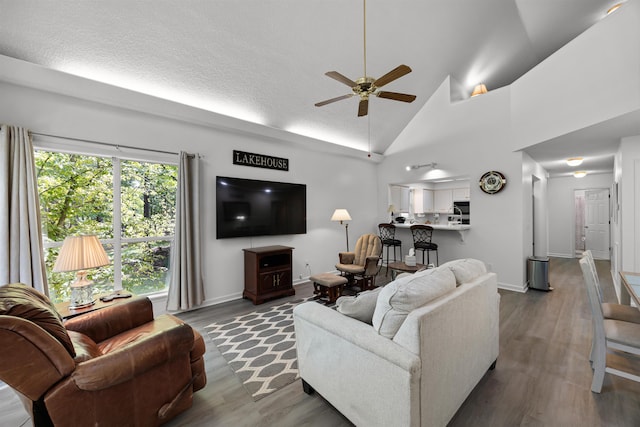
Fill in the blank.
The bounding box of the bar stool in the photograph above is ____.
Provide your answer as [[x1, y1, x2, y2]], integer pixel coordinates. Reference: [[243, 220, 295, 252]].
[[410, 224, 438, 266], [378, 223, 402, 276]]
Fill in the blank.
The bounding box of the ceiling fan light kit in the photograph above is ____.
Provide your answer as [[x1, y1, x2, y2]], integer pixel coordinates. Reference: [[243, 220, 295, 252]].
[[314, 0, 416, 117]]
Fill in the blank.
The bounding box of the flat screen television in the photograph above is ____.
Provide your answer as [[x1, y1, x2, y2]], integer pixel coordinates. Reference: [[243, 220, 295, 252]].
[[216, 176, 307, 239]]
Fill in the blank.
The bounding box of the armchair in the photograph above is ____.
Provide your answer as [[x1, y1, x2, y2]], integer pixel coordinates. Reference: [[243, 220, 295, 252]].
[[0, 283, 206, 427], [336, 233, 382, 290]]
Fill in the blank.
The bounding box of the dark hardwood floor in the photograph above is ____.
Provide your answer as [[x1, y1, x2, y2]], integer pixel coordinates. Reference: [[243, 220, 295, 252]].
[[2, 258, 640, 426]]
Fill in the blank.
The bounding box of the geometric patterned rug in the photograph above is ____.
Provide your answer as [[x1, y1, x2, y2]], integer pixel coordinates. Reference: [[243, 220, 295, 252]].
[[205, 298, 312, 401]]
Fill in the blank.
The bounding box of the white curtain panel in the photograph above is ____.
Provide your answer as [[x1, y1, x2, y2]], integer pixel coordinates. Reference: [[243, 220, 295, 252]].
[[167, 151, 204, 311], [0, 125, 48, 293]]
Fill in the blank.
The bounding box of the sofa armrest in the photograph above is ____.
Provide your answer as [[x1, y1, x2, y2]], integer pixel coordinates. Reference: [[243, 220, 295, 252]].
[[294, 302, 420, 426], [294, 302, 417, 370], [64, 296, 154, 343], [70, 321, 194, 391], [0, 317, 75, 400], [363, 256, 380, 276], [338, 252, 355, 264]]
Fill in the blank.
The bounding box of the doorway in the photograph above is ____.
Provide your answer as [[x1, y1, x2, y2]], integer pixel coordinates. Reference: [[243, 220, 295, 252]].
[[574, 188, 610, 259]]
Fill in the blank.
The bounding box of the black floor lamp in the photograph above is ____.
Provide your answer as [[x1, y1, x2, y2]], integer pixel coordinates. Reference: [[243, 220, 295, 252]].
[[331, 209, 352, 251]]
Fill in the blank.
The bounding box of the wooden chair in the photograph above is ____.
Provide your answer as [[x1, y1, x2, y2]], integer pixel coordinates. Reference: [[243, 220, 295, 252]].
[[582, 251, 640, 324], [410, 225, 438, 266], [579, 257, 640, 393], [378, 223, 402, 276]]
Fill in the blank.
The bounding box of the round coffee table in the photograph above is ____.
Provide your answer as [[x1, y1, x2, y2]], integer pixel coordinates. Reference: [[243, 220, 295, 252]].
[[387, 261, 427, 280]]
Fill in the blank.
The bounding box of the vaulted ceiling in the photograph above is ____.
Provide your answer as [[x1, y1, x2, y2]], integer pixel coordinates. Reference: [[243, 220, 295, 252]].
[[0, 0, 627, 172]]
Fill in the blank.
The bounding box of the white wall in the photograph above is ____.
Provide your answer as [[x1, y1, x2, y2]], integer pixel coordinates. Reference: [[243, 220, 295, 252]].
[[619, 136, 640, 273], [0, 65, 380, 310], [547, 173, 614, 258], [511, 0, 640, 150], [379, 81, 527, 292], [521, 153, 548, 260], [611, 136, 640, 301]]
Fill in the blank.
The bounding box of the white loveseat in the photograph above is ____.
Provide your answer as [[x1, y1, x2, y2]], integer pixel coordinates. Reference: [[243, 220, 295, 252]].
[[293, 259, 500, 427]]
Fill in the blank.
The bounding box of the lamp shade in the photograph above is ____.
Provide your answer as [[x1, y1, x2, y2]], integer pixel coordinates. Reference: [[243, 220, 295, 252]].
[[387, 204, 397, 213], [53, 235, 109, 272], [331, 209, 352, 222]]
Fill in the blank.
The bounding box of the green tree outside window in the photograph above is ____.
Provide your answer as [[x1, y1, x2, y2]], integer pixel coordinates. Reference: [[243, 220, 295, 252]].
[[35, 151, 177, 302]]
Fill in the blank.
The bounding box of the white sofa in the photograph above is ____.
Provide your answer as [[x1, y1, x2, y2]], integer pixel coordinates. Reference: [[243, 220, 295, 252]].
[[293, 259, 500, 427]]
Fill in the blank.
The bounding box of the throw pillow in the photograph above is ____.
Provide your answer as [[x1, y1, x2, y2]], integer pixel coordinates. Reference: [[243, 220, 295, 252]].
[[440, 258, 487, 286], [372, 267, 456, 339], [336, 287, 382, 324]]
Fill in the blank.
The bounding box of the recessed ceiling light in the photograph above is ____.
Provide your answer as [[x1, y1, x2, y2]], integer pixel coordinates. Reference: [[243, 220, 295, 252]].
[[574, 171, 588, 178], [566, 157, 583, 166]]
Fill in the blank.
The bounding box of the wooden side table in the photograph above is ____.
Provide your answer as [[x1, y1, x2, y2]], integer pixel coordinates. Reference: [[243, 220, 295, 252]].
[[387, 262, 427, 280], [55, 291, 133, 320]]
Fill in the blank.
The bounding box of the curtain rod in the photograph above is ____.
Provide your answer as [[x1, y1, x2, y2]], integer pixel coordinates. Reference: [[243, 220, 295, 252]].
[[30, 131, 180, 156]]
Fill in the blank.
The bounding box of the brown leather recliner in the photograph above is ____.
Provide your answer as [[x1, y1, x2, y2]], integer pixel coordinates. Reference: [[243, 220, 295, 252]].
[[0, 283, 206, 427]]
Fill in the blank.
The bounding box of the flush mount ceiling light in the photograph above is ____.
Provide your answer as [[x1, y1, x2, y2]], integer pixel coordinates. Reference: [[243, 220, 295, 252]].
[[566, 157, 583, 167], [471, 84, 488, 97], [607, 2, 624, 14], [406, 162, 437, 171], [573, 171, 588, 178]]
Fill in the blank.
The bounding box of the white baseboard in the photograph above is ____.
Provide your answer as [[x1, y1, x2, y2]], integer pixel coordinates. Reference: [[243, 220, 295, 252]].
[[498, 281, 527, 293], [547, 252, 574, 259]]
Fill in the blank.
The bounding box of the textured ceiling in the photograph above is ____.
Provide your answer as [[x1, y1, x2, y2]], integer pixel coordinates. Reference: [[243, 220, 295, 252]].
[[0, 0, 625, 168]]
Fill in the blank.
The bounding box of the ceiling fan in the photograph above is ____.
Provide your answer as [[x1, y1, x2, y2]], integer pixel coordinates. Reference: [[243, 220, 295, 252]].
[[315, 0, 416, 117]]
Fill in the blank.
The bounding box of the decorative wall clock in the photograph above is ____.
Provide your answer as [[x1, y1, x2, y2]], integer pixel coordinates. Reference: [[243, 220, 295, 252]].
[[479, 171, 507, 194]]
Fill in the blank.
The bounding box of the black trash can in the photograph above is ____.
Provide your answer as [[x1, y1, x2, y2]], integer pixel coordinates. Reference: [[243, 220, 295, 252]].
[[527, 256, 551, 291]]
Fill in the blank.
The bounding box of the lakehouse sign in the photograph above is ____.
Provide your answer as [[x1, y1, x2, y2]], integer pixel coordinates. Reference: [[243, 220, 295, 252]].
[[233, 150, 289, 171]]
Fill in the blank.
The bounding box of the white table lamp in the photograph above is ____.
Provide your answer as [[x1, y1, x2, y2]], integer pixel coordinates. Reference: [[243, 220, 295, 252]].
[[53, 235, 110, 309]]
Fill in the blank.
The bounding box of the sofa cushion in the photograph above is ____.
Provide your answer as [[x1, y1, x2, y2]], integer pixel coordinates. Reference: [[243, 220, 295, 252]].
[[336, 287, 382, 324], [372, 267, 456, 339], [440, 258, 487, 286]]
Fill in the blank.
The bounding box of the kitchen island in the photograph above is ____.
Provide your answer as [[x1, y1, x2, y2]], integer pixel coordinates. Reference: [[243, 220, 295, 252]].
[[381, 222, 472, 267], [393, 222, 470, 241]]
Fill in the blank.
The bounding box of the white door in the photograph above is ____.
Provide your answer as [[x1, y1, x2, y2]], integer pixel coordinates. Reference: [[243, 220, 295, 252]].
[[585, 189, 610, 259]]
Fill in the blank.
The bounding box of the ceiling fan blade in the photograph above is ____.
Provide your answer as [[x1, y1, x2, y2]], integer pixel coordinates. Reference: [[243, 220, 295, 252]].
[[315, 94, 355, 107], [373, 64, 412, 88], [325, 71, 358, 87], [376, 91, 417, 103], [358, 98, 369, 117]]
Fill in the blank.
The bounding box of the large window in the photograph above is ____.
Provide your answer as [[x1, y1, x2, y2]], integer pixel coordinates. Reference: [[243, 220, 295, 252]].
[[35, 150, 178, 303]]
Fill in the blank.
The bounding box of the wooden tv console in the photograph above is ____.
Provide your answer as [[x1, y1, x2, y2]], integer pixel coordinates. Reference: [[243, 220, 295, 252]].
[[243, 245, 295, 304]]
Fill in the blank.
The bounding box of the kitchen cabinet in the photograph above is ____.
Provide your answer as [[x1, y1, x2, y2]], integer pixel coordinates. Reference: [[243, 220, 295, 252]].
[[434, 189, 453, 213], [413, 189, 423, 214], [411, 188, 434, 214], [390, 185, 410, 212], [453, 187, 470, 201], [423, 189, 434, 213]]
